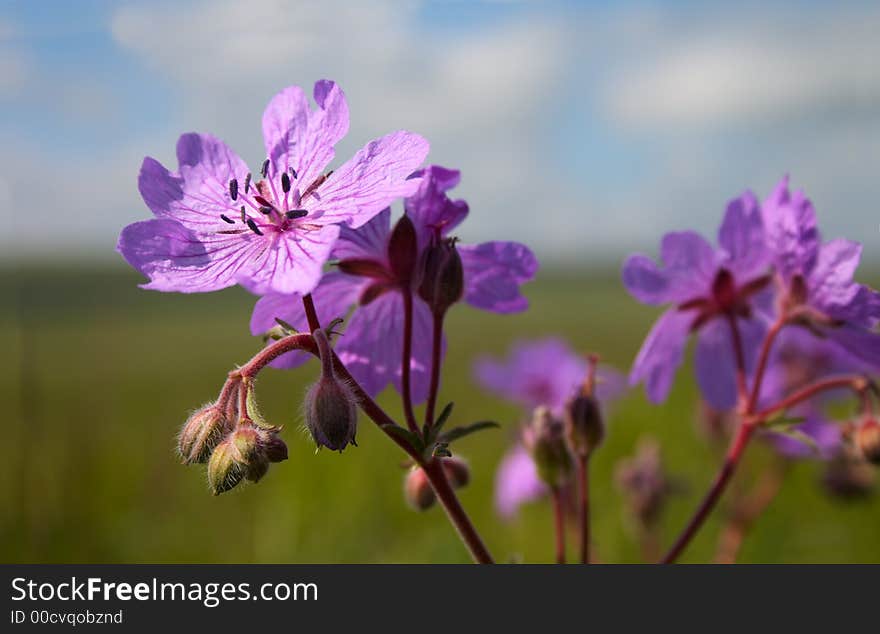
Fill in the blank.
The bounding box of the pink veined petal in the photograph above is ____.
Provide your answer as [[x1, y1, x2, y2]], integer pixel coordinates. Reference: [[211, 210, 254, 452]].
[[459, 241, 538, 314], [249, 272, 366, 369], [495, 444, 547, 519], [629, 308, 693, 404], [262, 80, 349, 189], [139, 133, 250, 232], [308, 131, 430, 229], [336, 292, 440, 404], [332, 208, 392, 261], [117, 218, 271, 293], [237, 223, 341, 296], [807, 239, 863, 311]]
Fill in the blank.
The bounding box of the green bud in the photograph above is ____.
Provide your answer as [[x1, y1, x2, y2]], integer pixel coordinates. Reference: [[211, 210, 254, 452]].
[[207, 436, 246, 495], [526, 406, 573, 488], [564, 393, 604, 457]]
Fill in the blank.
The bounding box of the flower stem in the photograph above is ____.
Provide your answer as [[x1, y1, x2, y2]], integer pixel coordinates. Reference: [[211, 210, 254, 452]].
[[421, 458, 494, 564], [725, 315, 748, 403], [661, 421, 754, 563], [400, 289, 419, 433], [747, 317, 786, 410], [424, 310, 445, 429], [302, 293, 321, 333], [577, 454, 591, 564], [751, 374, 871, 421], [551, 486, 567, 564]]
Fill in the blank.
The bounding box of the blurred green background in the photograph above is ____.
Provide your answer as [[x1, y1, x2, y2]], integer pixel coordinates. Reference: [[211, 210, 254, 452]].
[[3, 265, 879, 563]]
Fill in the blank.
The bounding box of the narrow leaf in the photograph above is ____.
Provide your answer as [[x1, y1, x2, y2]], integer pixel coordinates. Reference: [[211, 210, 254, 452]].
[[437, 421, 499, 444], [382, 424, 424, 452]]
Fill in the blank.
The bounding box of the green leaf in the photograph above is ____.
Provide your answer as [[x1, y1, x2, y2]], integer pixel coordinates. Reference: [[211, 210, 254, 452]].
[[274, 317, 299, 332], [433, 402, 455, 432], [764, 413, 807, 429], [771, 426, 819, 454], [382, 424, 424, 452], [245, 383, 270, 428], [437, 421, 499, 445]]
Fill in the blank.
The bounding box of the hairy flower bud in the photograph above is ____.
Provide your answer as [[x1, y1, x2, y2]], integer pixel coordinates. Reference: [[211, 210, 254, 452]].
[[304, 330, 359, 452], [525, 406, 573, 488], [564, 393, 604, 457], [207, 436, 245, 495], [207, 425, 271, 494], [258, 427, 289, 463], [404, 467, 436, 511], [856, 418, 880, 465], [178, 404, 230, 465], [441, 456, 470, 489], [418, 237, 464, 315]]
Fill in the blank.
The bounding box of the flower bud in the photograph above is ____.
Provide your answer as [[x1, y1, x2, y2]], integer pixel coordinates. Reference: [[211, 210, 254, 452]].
[[856, 418, 880, 464], [525, 406, 573, 488], [822, 445, 875, 499], [257, 427, 289, 463], [404, 467, 436, 511], [387, 214, 419, 285], [207, 425, 269, 495], [441, 456, 470, 489], [564, 393, 604, 457], [418, 237, 464, 315], [305, 330, 359, 452], [178, 404, 230, 465], [615, 438, 671, 529]]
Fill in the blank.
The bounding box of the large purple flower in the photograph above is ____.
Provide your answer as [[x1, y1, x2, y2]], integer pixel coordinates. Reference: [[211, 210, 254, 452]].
[[622, 192, 772, 410], [249, 165, 538, 403], [761, 176, 880, 367], [118, 80, 429, 296], [475, 338, 624, 518]]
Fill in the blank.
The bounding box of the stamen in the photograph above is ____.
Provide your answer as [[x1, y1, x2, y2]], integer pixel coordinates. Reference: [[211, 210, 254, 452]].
[[286, 209, 308, 219], [254, 195, 273, 207], [261, 158, 270, 178], [220, 214, 235, 224], [244, 173, 252, 194], [259, 206, 273, 215], [281, 172, 291, 193], [240, 206, 246, 223], [246, 219, 264, 236], [300, 171, 332, 201], [289, 167, 298, 180], [229, 178, 238, 201]]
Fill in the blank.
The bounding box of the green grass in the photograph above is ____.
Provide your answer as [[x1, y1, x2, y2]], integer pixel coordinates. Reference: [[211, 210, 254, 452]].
[[3, 264, 879, 563]]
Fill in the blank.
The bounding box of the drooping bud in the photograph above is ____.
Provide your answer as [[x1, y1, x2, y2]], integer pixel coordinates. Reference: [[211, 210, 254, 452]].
[[178, 404, 230, 465], [822, 445, 875, 499], [856, 418, 880, 464], [207, 424, 270, 494], [207, 436, 245, 495], [404, 467, 436, 511], [257, 427, 289, 463], [418, 236, 464, 316], [525, 406, 573, 488], [304, 329, 359, 451], [387, 214, 419, 285], [441, 456, 470, 489], [564, 357, 604, 457]]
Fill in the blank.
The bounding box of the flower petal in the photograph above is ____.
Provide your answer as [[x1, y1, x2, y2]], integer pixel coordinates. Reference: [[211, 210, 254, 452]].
[[139, 133, 250, 232], [117, 218, 268, 293], [458, 241, 537, 314], [694, 317, 764, 411], [807, 239, 876, 324], [336, 292, 439, 404], [404, 165, 470, 249], [331, 208, 391, 261], [622, 254, 673, 305], [825, 325, 880, 369], [762, 175, 820, 281], [495, 444, 547, 519], [237, 224, 341, 296], [718, 190, 768, 279], [629, 308, 692, 403], [249, 272, 365, 369], [309, 131, 429, 228], [262, 80, 349, 189]]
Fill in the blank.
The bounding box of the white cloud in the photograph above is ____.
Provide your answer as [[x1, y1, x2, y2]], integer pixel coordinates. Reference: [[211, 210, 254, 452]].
[[603, 8, 880, 127]]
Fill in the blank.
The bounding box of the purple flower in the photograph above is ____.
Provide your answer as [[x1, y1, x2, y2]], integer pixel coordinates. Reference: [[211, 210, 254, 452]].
[[249, 165, 538, 403], [762, 176, 880, 368], [474, 338, 624, 415], [118, 80, 429, 296], [622, 192, 772, 410], [475, 338, 624, 518], [494, 444, 547, 519]]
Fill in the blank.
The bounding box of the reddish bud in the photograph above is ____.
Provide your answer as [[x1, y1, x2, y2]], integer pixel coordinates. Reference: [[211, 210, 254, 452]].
[[418, 237, 464, 315], [564, 393, 604, 457], [387, 214, 419, 284], [304, 330, 359, 452], [856, 419, 880, 465], [441, 456, 470, 489], [404, 467, 436, 511], [178, 404, 230, 465]]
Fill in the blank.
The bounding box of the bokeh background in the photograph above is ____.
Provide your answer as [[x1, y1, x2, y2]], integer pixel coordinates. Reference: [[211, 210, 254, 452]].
[[3, 0, 880, 563]]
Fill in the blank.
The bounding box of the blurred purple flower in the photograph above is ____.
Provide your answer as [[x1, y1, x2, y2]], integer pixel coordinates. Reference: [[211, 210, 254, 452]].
[[495, 444, 548, 519], [622, 191, 772, 410], [762, 176, 880, 367], [250, 165, 537, 403], [118, 80, 429, 296], [474, 338, 624, 414]]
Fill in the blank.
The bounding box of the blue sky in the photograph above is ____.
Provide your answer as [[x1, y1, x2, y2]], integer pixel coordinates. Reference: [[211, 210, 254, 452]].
[[2, 1, 879, 264]]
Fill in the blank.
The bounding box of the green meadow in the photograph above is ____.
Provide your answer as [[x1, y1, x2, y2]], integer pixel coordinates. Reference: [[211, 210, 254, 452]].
[[3, 265, 879, 563]]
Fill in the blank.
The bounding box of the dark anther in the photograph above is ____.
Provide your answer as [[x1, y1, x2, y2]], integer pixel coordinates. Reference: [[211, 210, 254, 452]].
[[259, 206, 273, 215], [289, 167, 298, 180], [240, 206, 246, 222], [286, 209, 308, 220], [220, 214, 235, 224], [254, 195, 272, 207], [244, 173, 252, 194], [229, 178, 239, 201], [246, 219, 264, 236], [281, 172, 291, 193], [261, 159, 270, 178]]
